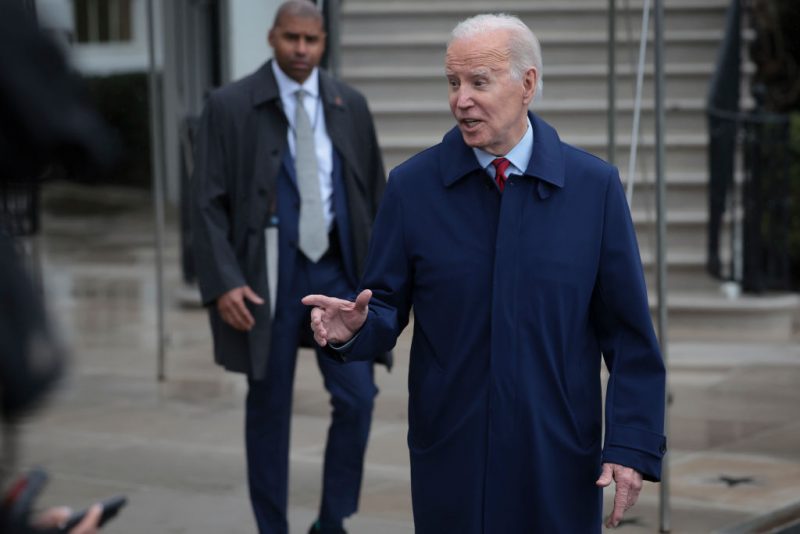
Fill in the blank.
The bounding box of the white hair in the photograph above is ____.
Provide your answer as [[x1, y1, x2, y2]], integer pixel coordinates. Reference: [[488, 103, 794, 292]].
[[449, 13, 544, 99]]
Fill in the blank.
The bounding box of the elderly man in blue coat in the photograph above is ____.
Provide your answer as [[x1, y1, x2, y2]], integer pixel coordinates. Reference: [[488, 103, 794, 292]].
[[303, 13, 667, 533]]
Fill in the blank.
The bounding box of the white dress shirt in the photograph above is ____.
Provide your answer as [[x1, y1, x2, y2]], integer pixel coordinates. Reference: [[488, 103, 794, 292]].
[[271, 61, 335, 228]]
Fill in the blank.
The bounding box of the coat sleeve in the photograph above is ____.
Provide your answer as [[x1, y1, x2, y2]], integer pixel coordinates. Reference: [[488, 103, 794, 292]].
[[591, 168, 667, 482], [191, 94, 246, 306], [339, 173, 412, 360]]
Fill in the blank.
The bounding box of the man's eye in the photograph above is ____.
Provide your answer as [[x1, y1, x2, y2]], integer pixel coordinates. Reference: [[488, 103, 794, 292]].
[[448, 80, 459, 88]]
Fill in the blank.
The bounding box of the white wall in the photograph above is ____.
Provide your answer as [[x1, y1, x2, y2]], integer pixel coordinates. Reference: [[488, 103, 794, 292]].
[[38, 0, 278, 79], [51, 0, 164, 76], [226, 0, 281, 81]]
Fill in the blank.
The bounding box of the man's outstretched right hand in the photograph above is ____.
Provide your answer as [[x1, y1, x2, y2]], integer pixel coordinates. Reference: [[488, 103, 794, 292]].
[[301, 289, 372, 347]]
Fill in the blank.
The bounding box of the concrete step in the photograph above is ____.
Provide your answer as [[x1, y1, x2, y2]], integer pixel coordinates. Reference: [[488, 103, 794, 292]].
[[632, 208, 710, 254], [641, 251, 723, 293], [624, 172, 711, 214], [590, 140, 707, 176], [653, 292, 800, 342], [337, 0, 800, 341], [341, 30, 724, 70], [345, 63, 720, 104], [379, 132, 708, 172], [343, 1, 727, 36]]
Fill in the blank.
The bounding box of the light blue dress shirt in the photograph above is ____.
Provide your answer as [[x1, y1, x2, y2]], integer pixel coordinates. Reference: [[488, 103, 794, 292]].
[[472, 118, 534, 189]]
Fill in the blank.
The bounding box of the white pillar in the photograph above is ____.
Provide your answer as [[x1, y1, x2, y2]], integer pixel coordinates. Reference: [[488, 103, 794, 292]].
[[225, 0, 282, 82]]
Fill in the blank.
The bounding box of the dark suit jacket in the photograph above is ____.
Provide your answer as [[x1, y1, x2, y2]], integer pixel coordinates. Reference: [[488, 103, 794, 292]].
[[192, 60, 387, 379]]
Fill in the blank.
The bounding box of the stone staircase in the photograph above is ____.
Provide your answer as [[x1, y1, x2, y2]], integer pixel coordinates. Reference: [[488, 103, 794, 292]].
[[339, 0, 800, 341]]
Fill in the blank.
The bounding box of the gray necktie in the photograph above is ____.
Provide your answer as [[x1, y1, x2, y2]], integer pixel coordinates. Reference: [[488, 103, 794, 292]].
[[294, 89, 328, 262]]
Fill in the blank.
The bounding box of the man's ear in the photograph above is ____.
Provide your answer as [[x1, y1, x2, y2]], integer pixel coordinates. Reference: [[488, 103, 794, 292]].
[[522, 67, 538, 104]]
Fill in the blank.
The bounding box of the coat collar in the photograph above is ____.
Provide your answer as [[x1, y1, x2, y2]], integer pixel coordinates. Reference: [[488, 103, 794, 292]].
[[441, 112, 566, 191], [250, 60, 348, 111], [250, 60, 363, 188], [317, 67, 348, 111], [318, 68, 363, 189], [251, 60, 281, 106]]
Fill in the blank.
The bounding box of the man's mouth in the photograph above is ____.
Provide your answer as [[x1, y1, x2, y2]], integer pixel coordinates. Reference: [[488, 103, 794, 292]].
[[460, 119, 481, 128]]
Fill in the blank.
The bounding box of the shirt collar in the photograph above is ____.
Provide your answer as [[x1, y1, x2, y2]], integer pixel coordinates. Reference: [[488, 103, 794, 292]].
[[271, 60, 320, 100], [472, 118, 534, 175]]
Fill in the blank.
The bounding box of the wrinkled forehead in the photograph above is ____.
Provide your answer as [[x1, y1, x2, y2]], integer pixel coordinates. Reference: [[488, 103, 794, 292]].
[[445, 35, 511, 75], [445, 31, 511, 70], [444, 43, 511, 73]]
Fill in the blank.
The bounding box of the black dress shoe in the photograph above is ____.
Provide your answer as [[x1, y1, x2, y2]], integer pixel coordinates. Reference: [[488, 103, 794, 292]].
[[307, 521, 347, 534]]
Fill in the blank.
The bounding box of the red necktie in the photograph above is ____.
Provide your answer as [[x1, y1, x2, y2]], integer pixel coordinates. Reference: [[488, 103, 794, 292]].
[[492, 157, 511, 192]]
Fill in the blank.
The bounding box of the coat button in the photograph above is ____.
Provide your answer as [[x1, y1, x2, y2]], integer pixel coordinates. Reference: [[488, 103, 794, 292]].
[[660, 442, 667, 454]]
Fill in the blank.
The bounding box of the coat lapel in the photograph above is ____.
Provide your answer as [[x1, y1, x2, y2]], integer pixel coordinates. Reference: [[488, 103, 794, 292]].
[[319, 71, 366, 192], [526, 113, 566, 200], [438, 112, 567, 199], [250, 61, 287, 230], [439, 126, 483, 188]]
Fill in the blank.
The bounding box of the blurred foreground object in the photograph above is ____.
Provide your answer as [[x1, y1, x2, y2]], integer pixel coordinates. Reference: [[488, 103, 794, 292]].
[[0, 0, 118, 418], [0, 3, 120, 532], [0, 232, 64, 422], [0, 2, 118, 184]]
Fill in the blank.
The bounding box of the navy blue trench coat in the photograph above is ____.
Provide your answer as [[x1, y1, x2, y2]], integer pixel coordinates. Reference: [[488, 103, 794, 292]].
[[340, 113, 666, 533]]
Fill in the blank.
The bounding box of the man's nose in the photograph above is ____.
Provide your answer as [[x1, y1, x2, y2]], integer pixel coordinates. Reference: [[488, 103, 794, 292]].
[[296, 38, 308, 55], [455, 88, 473, 109]]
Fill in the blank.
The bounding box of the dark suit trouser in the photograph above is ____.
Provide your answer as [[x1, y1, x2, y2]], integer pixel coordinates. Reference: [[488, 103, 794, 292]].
[[245, 246, 377, 534]]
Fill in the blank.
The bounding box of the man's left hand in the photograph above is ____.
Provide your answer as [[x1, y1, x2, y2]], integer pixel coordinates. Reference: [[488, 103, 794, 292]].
[[595, 462, 643, 528]]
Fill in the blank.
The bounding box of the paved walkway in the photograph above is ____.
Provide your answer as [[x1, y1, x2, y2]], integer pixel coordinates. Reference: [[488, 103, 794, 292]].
[[12, 182, 800, 533]]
